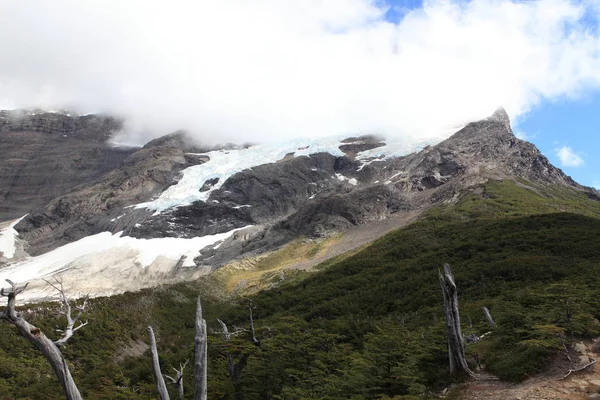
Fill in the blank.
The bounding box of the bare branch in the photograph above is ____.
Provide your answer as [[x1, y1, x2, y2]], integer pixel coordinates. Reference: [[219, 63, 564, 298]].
[[217, 318, 231, 341], [72, 320, 89, 332], [559, 335, 573, 365], [41, 278, 89, 347], [165, 359, 188, 399], [559, 358, 596, 380], [481, 307, 496, 327], [1, 279, 28, 298], [0, 280, 83, 399]]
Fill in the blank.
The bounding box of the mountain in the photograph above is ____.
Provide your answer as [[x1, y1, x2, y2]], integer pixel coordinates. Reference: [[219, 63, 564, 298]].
[[0, 108, 597, 301], [2, 108, 600, 399], [0, 109, 136, 220]]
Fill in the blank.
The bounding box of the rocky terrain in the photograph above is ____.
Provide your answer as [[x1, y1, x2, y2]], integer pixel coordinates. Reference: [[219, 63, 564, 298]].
[[462, 340, 600, 400], [0, 110, 136, 220], [0, 107, 597, 301]]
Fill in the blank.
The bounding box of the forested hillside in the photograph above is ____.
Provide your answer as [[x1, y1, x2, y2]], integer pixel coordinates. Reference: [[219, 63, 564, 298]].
[[2, 179, 600, 399]]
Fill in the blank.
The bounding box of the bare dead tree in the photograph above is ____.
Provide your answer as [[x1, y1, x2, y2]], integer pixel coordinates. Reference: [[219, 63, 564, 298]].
[[217, 318, 231, 340], [148, 325, 171, 400], [247, 300, 260, 346], [193, 296, 208, 400], [165, 360, 188, 400], [216, 318, 251, 399], [0, 279, 83, 400], [439, 264, 476, 378], [481, 306, 496, 327], [43, 277, 89, 346]]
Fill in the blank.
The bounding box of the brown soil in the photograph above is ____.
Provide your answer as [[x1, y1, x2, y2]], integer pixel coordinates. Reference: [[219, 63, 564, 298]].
[[460, 341, 600, 400]]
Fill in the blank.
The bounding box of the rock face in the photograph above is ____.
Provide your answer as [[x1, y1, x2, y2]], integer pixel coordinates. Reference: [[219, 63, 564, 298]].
[[0, 110, 135, 220], [15, 131, 210, 255], [1, 107, 596, 300]]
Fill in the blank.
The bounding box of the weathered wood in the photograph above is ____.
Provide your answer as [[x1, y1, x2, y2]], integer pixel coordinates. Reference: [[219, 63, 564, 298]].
[[165, 360, 188, 400], [1, 280, 83, 400], [216, 317, 249, 400], [439, 264, 475, 377], [559, 358, 596, 380], [193, 296, 207, 400], [148, 326, 170, 400], [43, 277, 89, 346], [481, 306, 496, 327], [248, 301, 260, 346], [217, 318, 236, 379]]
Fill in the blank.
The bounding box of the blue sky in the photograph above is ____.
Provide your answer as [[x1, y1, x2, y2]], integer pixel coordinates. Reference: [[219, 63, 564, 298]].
[[517, 98, 600, 189]]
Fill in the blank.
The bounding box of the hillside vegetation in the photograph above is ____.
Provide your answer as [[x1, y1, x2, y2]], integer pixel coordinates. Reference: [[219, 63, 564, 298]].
[[1, 179, 600, 399]]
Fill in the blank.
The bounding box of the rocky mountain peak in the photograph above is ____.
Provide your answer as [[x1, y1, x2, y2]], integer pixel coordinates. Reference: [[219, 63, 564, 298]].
[[1, 107, 595, 302], [488, 107, 511, 130]]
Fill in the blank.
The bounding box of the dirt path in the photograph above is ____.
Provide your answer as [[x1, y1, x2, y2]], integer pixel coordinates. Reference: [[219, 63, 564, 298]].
[[461, 342, 600, 400]]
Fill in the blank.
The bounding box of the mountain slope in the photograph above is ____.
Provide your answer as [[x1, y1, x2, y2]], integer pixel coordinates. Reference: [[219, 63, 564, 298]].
[[0, 110, 135, 220], [1, 179, 600, 399], [1, 108, 597, 302]]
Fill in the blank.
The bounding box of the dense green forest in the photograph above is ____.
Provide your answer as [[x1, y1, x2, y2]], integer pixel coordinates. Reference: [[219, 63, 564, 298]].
[[2, 179, 600, 399]]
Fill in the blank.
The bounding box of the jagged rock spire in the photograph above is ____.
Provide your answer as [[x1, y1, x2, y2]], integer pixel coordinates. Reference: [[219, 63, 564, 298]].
[[488, 107, 511, 131]]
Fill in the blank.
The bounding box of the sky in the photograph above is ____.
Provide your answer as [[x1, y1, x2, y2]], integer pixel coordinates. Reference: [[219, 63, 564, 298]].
[[0, 0, 599, 189]]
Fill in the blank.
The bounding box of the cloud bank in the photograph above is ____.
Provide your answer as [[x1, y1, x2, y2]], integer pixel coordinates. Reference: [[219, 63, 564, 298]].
[[2, 0, 600, 145]]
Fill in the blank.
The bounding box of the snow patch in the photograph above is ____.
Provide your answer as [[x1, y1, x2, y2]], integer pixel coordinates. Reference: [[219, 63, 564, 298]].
[[356, 134, 449, 171], [137, 134, 451, 213], [0, 227, 250, 284], [0, 215, 26, 259], [136, 137, 347, 213], [335, 173, 358, 186]]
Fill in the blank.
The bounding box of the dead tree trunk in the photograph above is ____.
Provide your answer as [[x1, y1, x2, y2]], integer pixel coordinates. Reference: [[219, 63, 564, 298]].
[[148, 326, 171, 400], [482, 307, 496, 327], [0, 280, 83, 400], [165, 360, 188, 400], [439, 264, 475, 378], [248, 301, 260, 346], [193, 296, 208, 400], [217, 318, 250, 400]]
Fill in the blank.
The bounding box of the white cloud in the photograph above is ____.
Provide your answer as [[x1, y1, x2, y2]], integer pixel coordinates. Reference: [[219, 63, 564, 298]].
[[556, 146, 585, 167], [593, 180, 600, 190], [1, 0, 600, 145]]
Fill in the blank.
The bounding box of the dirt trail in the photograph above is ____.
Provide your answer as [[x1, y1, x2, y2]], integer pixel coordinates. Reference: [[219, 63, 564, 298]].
[[461, 342, 600, 400]]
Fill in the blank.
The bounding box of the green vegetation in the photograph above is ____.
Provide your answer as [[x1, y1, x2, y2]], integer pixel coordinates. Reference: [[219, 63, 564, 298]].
[[2, 179, 600, 399]]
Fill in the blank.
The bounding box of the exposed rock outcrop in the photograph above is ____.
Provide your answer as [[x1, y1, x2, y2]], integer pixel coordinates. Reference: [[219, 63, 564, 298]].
[[0, 110, 135, 220], [15, 131, 210, 255]]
